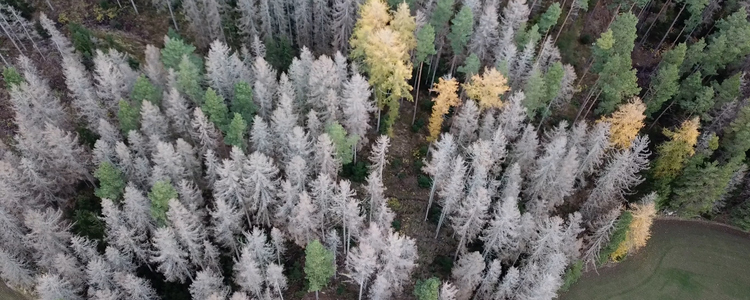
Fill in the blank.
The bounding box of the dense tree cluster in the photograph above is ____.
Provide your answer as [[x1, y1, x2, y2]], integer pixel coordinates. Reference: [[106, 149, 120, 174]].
[[3, 0, 750, 298]]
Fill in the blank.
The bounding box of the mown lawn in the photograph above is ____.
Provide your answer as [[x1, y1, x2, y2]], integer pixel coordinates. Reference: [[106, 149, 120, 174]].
[[560, 219, 750, 300]]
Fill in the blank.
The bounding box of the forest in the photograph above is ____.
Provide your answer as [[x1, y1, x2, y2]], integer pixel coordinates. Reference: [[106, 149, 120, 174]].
[[0, 0, 750, 299]]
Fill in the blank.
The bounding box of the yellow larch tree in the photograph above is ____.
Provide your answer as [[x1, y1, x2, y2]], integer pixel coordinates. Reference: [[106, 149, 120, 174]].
[[427, 77, 461, 142], [351, 0, 414, 135], [390, 2, 416, 56], [625, 198, 657, 252], [599, 97, 646, 149], [462, 67, 509, 111], [349, 0, 391, 62], [652, 117, 700, 180]]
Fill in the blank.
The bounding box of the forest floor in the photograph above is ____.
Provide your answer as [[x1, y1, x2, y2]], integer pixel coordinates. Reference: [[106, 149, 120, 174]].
[[560, 218, 750, 300]]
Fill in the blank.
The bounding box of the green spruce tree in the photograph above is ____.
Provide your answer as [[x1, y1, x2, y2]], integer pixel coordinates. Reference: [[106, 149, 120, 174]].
[[305, 240, 335, 300]]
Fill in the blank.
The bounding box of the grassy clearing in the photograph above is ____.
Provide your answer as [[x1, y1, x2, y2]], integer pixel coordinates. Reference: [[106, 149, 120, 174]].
[[560, 219, 750, 300]]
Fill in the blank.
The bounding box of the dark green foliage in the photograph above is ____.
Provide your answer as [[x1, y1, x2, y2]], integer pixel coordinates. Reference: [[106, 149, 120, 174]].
[[232, 82, 256, 123], [712, 73, 741, 108], [203, 88, 230, 132], [523, 68, 547, 118], [327, 122, 359, 165], [516, 24, 541, 50], [148, 180, 178, 227], [72, 191, 105, 243], [304, 240, 335, 294], [341, 161, 369, 183], [2, 67, 23, 89], [117, 100, 140, 136], [595, 54, 641, 115], [391, 219, 402, 231], [560, 260, 584, 292], [265, 37, 295, 72], [731, 200, 750, 230], [680, 38, 706, 75], [94, 161, 126, 201], [669, 153, 743, 217], [3, 0, 34, 19], [411, 118, 426, 133], [416, 24, 437, 65], [417, 175, 432, 188], [225, 113, 247, 150], [676, 72, 714, 118], [161, 36, 201, 72], [645, 43, 686, 117], [721, 104, 750, 158], [430, 255, 454, 275], [598, 211, 633, 265], [430, 0, 455, 33], [131, 75, 162, 106], [68, 23, 95, 61], [177, 56, 204, 105], [414, 277, 440, 300], [701, 10, 750, 76], [538, 3, 562, 33], [543, 62, 565, 109], [457, 53, 480, 79], [447, 6, 474, 58]]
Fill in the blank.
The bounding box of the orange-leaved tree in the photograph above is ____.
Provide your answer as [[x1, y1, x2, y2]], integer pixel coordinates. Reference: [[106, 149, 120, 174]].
[[428, 77, 461, 142], [600, 97, 646, 149], [462, 67, 509, 111]]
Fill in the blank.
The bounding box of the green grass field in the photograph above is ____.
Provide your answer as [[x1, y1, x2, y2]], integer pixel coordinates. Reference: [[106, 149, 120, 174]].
[[561, 219, 750, 300]]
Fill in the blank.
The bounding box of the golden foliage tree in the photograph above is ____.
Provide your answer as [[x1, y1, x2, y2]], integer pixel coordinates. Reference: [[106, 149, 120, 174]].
[[349, 0, 391, 61], [428, 77, 461, 141], [610, 193, 657, 261], [652, 117, 700, 180], [600, 97, 646, 149], [462, 67, 509, 111], [390, 2, 416, 55], [626, 198, 657, 252], [350, 0, 414, 135]]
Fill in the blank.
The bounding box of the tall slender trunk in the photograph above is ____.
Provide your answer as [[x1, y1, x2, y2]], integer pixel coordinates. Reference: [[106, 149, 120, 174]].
[[454, 234, 465, 261], [358, 281, 365, 300], [435, 209, 447, 238], [129, 0, 139, 14], [10, 9, 44, 59], [554, 0, 576, 44], [654, 3, 686, 52], [168, 2, 179, 31], [582, 89, 603, 118], [413, 62, 424, 124], [277, 283, 285, 300], [425, 179, 438, 221], [574, 81, 599, 123], [0, 20, 23, 54], [576, 57, 595, 87], [115, 0, 122, 8], [376, 107, 381, 132], [45, 0, 54, 10], [648, 97, 677, 129], [431, 37, 446, 87], [607, 4, 622, 29], [669, 24, 687, 49], [636, 0, 653, 26], [639, 0, 672, 45], [0, 52, 8, 66], [315, 290, 319, 300]]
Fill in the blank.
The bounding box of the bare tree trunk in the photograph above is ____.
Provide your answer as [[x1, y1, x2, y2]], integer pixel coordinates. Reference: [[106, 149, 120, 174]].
[[376, 107, 381, 132], [0, 52, 9, 66], [639, 0, 672, 45], [129, 0, 139, 14], [45, 0, 54, 10], [607, 4, 622, 29], [670, 24, 688, 48], [583, 89, 603, 118], [574, 81, 599, 123], [10, 9, 44, 59], [168, 2, 179, 31], [454, 234, 465, 261], [0, 19, 23, 54], [654, 3, 687, 52], [425, 179, 438, 221], [413, 62, 424, 124], [636, 0, 653, 26], [576, 57, 595, 87], [649, 97, 678, 129], [554, 0, 576, 44], [115, 0, 122, 8]]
